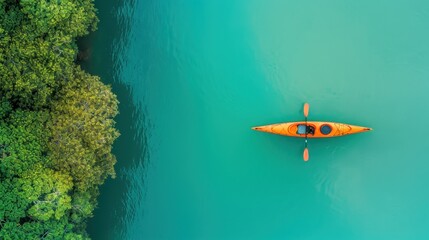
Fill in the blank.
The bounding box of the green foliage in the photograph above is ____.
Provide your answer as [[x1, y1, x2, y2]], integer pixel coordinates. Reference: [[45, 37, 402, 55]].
[[70, 191, 95, 225], [0, 97, 11, 119], [19, 0, 98, 37], [0, 0, 119, 238], [0, 29, 76, 107], [48, 67, 119, 192], [0, 178, 28, 222], [0, 218, 87, 240], [0, 110, 49, 177], [0, 165, 73, 222], [0, 0, 98, 108], [21, 165, 73, 221]]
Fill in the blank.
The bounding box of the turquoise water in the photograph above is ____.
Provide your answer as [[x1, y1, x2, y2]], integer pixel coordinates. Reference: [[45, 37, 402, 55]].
[[85, 0, 429, 239]]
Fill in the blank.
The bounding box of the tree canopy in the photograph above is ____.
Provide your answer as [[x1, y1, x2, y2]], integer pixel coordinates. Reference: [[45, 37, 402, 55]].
[[0, 0, 98, 108], [0, 0, 119, 238], [48, 66, 119, 193]]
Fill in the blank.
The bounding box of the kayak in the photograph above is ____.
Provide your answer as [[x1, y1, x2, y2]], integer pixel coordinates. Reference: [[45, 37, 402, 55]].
[[255, 103, 372, 161], [252, 121, 372, 138]]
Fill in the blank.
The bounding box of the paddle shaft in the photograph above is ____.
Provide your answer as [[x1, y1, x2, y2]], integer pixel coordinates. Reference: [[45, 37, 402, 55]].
[[305, 116, 308, 148], [303, 103, 310, 161]]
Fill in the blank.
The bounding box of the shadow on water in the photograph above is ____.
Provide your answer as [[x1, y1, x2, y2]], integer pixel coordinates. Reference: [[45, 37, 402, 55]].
[[77, 0, 143, 239]]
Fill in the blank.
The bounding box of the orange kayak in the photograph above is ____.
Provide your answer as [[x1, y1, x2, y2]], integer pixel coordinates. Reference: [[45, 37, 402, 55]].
[[252, 121, 372, 138]]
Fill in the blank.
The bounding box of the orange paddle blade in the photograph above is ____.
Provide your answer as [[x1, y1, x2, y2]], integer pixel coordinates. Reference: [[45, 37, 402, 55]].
[[304, 103, 310, 117], [303, 148, 309, 161]]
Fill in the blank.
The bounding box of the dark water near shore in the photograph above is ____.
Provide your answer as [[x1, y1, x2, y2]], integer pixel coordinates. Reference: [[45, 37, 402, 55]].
[[84, 0, 429, 239]]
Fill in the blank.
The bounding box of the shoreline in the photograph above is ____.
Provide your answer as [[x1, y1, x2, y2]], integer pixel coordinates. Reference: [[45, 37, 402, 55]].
[[78, 1, 144, 239]]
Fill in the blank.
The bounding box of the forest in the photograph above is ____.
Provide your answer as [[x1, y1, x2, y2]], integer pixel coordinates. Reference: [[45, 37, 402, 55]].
[[0, 0, 119, 239]]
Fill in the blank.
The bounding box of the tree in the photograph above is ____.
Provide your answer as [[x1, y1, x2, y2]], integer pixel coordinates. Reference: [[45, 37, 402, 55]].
[[0, 98, 12, 119], [48, 66, 119, 192], [0, 0, 119, 238], [0, 178, 28, 223], [18, 0, 98, 38], [0, 217, 88, 240], [0, 0, 98, 108], [21, 165, 73, 221], [0, 110, 49, 177]]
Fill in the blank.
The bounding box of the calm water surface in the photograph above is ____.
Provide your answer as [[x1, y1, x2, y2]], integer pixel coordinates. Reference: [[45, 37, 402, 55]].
[[85, 0, 429, 239]]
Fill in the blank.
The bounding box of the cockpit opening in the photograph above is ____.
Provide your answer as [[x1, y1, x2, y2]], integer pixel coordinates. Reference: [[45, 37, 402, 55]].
[[320, 124, 332, 135], [297, 124, 315, 135]]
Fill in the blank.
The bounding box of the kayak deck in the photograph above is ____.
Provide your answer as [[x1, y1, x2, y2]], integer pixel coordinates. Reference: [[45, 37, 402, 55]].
[[252, 121, 372, 138]]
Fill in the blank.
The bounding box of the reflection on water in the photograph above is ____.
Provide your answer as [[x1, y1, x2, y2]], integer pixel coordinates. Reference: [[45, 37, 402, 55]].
[[81, 0, 149, 239]]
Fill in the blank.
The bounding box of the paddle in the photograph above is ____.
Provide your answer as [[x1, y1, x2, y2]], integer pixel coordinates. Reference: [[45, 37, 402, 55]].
[[303, 103, 310, 161]]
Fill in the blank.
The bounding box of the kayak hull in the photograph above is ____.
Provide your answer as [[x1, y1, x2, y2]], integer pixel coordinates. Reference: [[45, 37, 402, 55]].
[[252, 121, 372, 138]]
